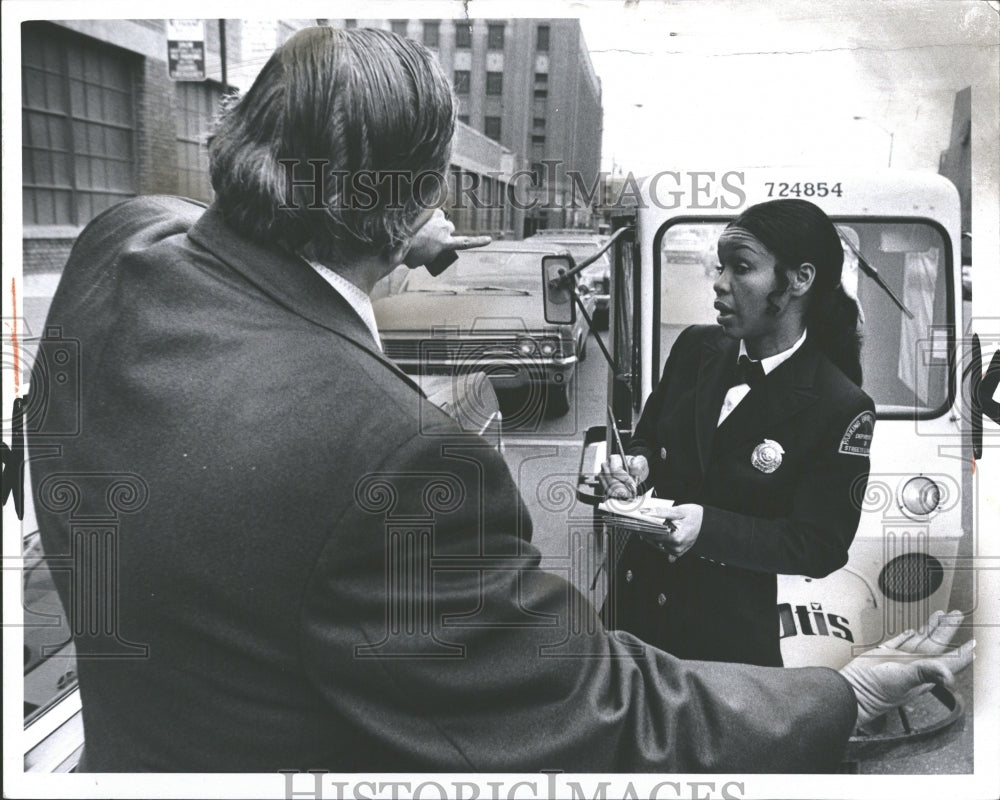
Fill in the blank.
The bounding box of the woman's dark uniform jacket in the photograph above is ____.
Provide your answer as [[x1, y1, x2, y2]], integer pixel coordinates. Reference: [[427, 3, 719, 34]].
[[30, 196, 859, 772], [603, 324, 875, 667]]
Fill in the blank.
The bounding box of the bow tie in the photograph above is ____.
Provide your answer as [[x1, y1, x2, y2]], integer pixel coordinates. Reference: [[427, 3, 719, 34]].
[[731, 354, 766, 388]]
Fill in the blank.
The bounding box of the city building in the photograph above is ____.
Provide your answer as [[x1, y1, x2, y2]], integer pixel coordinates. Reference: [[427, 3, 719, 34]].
[[343, 17, 604, 235], [19, 17, 602, 314]]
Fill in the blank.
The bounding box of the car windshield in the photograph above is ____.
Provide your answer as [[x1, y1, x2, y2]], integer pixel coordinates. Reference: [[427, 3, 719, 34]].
[[405, 249, 550, 293], [656, 219, 952, 417]]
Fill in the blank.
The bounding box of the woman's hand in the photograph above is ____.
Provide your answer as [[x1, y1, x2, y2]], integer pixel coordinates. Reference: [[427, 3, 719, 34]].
[[402, 208, 491, 268], [640, 504, 703, 562], [839, 610, 974, 728], [599, 454, 649, 500]]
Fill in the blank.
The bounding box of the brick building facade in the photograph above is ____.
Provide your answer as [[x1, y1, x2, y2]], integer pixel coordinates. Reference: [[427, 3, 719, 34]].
[[19, 18, 600, 290]]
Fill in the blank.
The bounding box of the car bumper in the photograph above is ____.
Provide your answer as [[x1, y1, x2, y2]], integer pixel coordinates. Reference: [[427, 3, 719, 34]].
[[393, 355, 578, 389]]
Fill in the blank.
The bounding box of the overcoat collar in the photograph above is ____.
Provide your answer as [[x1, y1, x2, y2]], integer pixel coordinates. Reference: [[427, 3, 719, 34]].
[[188, 202, 423, 393], [693, 328, 821, 473]]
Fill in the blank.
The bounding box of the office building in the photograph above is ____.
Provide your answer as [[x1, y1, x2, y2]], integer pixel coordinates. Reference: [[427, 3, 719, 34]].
[[343, 17, 604, 234]]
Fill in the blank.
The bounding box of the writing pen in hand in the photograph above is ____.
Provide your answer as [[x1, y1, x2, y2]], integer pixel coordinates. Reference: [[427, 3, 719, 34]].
[[607, 405, 636, 498]]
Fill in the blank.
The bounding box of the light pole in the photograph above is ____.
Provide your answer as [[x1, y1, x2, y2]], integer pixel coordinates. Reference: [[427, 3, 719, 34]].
[[853, 116, 894, 167]]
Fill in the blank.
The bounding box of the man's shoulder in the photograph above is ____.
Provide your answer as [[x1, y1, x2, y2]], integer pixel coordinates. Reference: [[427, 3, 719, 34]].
[[72, 196, 208, 258], [86, 195, 206, 232]]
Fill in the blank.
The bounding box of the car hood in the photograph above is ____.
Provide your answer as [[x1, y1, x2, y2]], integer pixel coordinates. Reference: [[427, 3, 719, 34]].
[[374, 291, 554, 333]]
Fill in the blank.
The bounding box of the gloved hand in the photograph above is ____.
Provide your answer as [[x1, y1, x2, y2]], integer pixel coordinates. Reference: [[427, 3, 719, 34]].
[[838, 610, 974, 728]]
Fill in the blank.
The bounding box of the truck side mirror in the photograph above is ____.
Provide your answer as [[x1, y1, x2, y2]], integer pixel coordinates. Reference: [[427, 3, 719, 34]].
[[542, 255, 576, 325]]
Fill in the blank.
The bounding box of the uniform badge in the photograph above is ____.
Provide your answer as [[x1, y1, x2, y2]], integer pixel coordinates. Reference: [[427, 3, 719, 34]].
[[751, 439, 784, 473], [839, 410, 875, 456]]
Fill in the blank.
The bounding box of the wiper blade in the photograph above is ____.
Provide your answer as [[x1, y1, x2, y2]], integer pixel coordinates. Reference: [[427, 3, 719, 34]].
[[408, 288, 458, 294], [837, 228, 915, 320], [465, 286, 531, 295]]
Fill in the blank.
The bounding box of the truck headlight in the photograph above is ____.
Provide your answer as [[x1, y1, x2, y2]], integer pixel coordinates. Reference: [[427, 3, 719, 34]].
[[899, 476, 941, 517]]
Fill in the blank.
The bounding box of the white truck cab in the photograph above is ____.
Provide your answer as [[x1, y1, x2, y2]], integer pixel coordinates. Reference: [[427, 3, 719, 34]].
[[580, 168, 972, 670]]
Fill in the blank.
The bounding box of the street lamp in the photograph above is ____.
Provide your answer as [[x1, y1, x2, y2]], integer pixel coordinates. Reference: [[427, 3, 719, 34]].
[[853, 116, 894, 167]]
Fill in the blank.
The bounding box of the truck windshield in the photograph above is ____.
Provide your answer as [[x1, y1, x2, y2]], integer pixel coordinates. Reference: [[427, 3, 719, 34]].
[[655, 220, 952, 417]]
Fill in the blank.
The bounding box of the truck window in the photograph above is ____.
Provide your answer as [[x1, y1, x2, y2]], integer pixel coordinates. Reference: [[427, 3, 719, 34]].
[[655, 219, 952, 417]]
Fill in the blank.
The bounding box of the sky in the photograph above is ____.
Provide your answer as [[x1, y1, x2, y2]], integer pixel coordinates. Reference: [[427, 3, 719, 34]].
[[576, 0, 998, 175]]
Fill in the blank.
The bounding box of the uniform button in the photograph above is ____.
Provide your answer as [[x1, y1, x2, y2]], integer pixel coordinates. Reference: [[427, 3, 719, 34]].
[[660, 447, 667, 461], [656, 593, 667, 606], [625, 570, 634, 583]]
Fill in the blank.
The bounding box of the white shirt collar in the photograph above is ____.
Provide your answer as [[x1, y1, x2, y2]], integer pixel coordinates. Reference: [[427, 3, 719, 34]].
[[304, 258, 382, 351], [738, 328, 807, 375]]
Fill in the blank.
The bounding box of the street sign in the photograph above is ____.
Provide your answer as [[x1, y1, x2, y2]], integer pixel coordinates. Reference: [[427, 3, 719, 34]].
[[167, 19, 206, 81]]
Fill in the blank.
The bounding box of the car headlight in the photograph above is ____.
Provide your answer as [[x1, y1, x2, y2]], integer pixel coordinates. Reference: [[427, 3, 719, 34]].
[[537, 337, 560, 357], [516, 337, 537, 356], [899, 476, 941, 516]]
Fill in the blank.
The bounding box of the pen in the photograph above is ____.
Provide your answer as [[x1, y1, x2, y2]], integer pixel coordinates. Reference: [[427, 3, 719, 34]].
[[607, 405, 636, 497]]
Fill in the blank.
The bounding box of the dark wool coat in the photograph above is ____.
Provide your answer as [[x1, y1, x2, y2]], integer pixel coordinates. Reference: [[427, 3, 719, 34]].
[[603, 324, 875, 667]]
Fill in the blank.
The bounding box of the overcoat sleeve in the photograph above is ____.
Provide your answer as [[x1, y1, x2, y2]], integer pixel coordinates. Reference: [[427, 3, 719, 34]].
[[298, 424, 857, 772]]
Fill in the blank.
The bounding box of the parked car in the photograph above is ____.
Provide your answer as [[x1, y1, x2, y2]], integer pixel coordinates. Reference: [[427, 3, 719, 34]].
[[374, 241, 594, 417], [661, 223, 718, 275], [527, 229, 610, 329], [23, 526, 83, 773]]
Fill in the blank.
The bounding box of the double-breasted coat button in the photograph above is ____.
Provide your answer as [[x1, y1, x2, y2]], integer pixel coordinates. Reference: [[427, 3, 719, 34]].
[[625, 570, 634, 582], [660, 447, 667, 460], [656, 593, 667, 606]]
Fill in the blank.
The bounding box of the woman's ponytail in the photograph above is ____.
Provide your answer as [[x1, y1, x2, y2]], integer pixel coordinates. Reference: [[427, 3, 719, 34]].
[[808, 284, 863, 386]]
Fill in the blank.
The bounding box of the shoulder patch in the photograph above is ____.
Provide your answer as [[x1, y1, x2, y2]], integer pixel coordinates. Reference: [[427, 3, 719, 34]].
[[839, 410, 875, 456]]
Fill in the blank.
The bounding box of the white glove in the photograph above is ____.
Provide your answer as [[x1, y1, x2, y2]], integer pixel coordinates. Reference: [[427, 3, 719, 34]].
[[838, 610, 974, 728]]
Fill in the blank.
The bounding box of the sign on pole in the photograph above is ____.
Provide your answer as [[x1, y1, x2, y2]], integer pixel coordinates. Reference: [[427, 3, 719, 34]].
[[167, 19, 206, 81]]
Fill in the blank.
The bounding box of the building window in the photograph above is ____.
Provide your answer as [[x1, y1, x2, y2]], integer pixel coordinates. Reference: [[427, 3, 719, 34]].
[[422, 21, 440, 48], [487, 23, 505, 50], [391, 20, 408, 36], [533, 89, 548, 99], [532, 134, 546, 145], [533, 116, 545, 131], [536, 25, 550, 51], [457, 114, 470, 125], [484, 116, 501, 141], [175, 81, 222, 202], [344, 19, 357, 29], [453, 70, 470, 94], [21, 22, 137, 226], [534, 71, 548, 84], [486, 72, 503, 95], [455, 22, 472, 48]]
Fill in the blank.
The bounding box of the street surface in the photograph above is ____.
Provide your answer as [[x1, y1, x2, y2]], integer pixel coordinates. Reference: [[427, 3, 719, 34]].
[[495, 330, 610, 608]]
